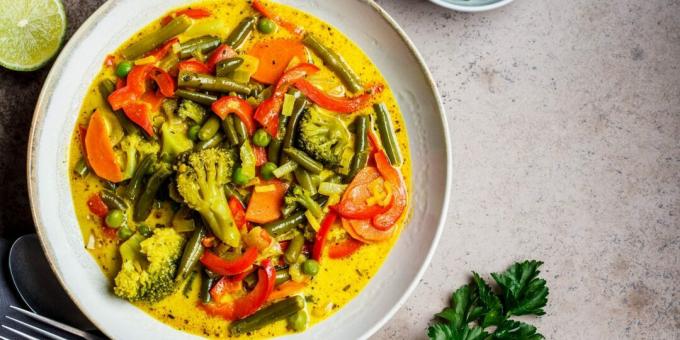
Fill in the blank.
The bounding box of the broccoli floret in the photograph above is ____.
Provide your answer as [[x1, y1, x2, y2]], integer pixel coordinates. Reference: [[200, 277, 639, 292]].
[[113, 228, 185, 302], [175, 148, 241, 247], [118, 133, 160, 180], [160, 99, 194, 162], [177, 99, 207, 124], [284, 186, 323, 219], [295, 107, 353, 168]]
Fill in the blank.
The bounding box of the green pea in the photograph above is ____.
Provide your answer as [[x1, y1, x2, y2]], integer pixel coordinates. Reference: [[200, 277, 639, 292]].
[[115, 61, 134, 78], [117, 226, 133, 240], [232, 167, 249, 185], [252, 129, 271, 147], [257, 17, 277, 34], [188, 125, 201, 141], [138, 224, 152, 237], [287, 310, 308, 332], [105, 209, 125, 228], [301, 259, 319, 276], [260, 162, 277, 180]]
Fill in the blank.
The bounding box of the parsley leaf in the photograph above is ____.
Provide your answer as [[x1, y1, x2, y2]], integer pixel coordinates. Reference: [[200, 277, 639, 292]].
[[493, 319, 544, 340], [427, 260, 549, 340], [490, 260, 549, 317]]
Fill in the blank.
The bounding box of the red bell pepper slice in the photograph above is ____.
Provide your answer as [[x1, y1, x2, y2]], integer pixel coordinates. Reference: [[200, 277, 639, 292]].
[[253, 146, 267, 167], [372, 150, 407, 230], [252, 0, 304, 36], [161, 8, 211, 25], [122, 102, 155, 136], [149, 68, 175, 97], [336, 167, 393, 219], [145, 37, 178, 61], [328, 238, 363, 259], [87, 194, 109, 218], [212, 96, 255, 135], [210, 274, 246, 303], [294, 80, 383, 114], [200, 247, 258, 276], [312, 211, 338, 262], [202, 259, 276, 320], [205, 44, 237, 72], [254, 63, 320, 136], [178, 60, 210, 74], [108, 86, 139, 111], [228, 196, 249, 231]]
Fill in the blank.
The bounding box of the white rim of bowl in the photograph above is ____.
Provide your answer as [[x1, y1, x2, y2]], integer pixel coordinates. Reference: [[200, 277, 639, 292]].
[[26, 0, 453, 338], [428, 0, 515, 12]]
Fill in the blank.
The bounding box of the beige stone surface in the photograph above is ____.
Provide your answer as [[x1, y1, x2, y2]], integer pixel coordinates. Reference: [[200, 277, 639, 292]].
[[373, 0, 680, 339]]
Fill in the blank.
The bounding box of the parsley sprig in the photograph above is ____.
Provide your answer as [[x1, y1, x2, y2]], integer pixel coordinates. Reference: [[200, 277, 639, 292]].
[[427, 260, 549, 340]]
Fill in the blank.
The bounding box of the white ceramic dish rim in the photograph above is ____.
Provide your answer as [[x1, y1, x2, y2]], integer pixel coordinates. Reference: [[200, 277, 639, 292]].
[[428, 0, 515, 12], [27, 0, 452, 338]]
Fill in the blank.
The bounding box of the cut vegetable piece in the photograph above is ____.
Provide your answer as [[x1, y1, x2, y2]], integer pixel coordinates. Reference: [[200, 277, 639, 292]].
[[249, 39, 307, 85], [245, 180, 288, 224], [85, 110, 123, 182]]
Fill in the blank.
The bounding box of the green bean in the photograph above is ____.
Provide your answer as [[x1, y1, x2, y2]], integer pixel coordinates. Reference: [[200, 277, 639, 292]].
[[230, 296, 305, 336], [284, 231, 304, 264], [225, 16, 257, 49], [373, 103, 403, 166], [122, 16, 192, 59], [280, 99, 307, 164], [178, 71, 251, 95], [74, 158, 89, 177], [215, 57, 244, 77], [273, 160, 299, 179], [133, 166, 172, 222], [276, 270, 291, 286], [195, 133, 224, 150], [354, 115, 369, 153], [294, 168, 316, 195], [198, 117, 220, 141], [222, 116, 240, 146], [244, 269, 290, 290], [125, 155, 155, 201], [264, 211, 305, 237], [100, 190, 128, 210], [175, 227, 206, 281], [158, 52, 180, 72], [267, 139, 282, 165], [347, 151, 369, 181], [182, 270, 197, 297], [200, 270, 216, 304], [175, 89, 217, 106], [302, 34, 363, 93], [98, 80, 139, 135], [283, 148, 323, 174], [234, 117, 248, 144], [178, 36, 221, 59], [287, 310, 308, 332]]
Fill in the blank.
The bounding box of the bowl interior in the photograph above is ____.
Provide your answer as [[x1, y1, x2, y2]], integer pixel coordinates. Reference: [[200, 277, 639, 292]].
[[28, 0, 450, 338]]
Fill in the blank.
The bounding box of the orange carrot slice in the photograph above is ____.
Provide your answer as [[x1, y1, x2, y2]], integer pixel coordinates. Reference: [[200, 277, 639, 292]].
[[249, 39, 307, 85], [85, 110, 123, 182], [245, 179, 288, 224]]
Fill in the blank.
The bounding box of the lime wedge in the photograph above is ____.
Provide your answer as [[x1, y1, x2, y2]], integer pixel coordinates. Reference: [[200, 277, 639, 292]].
[[0, 0, 67, 71]]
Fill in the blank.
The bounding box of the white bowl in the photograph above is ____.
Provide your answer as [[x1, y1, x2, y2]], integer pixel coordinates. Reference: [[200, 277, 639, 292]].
[[27, 0, 451, 338], [429, 0, 515, 12]]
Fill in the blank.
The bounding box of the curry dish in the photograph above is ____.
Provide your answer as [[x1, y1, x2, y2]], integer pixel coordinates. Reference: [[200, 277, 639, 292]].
[[69, 0, 410, 337]]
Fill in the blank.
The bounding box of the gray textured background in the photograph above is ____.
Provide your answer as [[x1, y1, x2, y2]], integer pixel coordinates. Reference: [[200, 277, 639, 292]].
[[0, 0, 678, 339]]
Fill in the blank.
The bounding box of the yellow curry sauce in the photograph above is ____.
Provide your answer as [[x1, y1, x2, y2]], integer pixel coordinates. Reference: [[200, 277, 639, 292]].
[[69, 0, 411, 338]]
